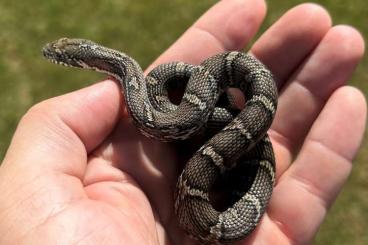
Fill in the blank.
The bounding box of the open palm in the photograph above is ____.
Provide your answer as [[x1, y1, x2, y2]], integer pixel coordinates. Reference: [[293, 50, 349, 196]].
[[0, 1, 366, 244]]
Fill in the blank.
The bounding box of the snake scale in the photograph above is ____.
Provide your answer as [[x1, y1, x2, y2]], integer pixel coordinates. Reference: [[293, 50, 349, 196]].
[[42, 38, 278, 244]]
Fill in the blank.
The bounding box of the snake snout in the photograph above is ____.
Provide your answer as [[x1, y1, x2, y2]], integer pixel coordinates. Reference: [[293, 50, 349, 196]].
[[42, 43, 56, 61], [42, 39, 84, 68], [43, 38, 99, 68]]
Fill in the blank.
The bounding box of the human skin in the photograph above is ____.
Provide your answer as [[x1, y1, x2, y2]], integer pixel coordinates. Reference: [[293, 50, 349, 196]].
[[0, 0, 366, 244]]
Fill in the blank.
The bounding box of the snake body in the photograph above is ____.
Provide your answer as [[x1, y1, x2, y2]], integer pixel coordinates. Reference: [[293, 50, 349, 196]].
[[43, 38, 278, 244]]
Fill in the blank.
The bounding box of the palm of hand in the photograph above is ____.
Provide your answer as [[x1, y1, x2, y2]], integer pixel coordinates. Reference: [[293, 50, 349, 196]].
[[0, 1, 365, 245]]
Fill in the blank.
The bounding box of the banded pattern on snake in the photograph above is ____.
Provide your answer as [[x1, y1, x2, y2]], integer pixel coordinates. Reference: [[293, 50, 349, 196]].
[[42, 38, 278, 244]]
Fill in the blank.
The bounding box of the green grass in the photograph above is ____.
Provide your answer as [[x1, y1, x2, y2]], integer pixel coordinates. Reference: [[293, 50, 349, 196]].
[[0, 0, 366, 244]]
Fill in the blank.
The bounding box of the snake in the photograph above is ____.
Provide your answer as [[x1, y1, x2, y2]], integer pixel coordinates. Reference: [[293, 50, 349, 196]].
[[42, 38, 278, 244]]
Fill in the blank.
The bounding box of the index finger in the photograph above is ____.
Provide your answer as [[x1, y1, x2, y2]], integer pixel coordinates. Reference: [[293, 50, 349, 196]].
[[146, 0, 267, 72]]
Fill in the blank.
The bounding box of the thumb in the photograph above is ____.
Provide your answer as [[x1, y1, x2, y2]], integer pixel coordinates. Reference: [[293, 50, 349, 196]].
[[0, 79, 126, 243], [1, 79, 122, 180], [0, 81, 121, 213]]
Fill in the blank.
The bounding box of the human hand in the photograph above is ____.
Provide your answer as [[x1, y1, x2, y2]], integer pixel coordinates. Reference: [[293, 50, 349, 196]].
[[0, 0, 365, 244]]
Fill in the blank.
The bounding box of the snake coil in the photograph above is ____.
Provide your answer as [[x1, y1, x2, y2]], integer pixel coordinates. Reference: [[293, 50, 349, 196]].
[[43, 38, 278, 244]]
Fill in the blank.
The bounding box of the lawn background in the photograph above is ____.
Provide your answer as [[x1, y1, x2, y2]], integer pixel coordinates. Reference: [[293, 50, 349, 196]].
[[0, 0, 366, 244]]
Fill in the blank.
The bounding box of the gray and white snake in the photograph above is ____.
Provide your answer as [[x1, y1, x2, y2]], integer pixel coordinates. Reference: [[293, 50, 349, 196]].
[[42, 38, 278, 244]]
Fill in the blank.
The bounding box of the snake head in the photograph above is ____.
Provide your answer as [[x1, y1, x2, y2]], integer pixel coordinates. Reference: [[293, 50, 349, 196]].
[[42, 38, 99, 68]]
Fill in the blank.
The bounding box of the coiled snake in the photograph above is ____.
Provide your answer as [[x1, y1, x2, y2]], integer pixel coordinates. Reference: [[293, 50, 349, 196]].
[[42, 38, 278, 244]]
